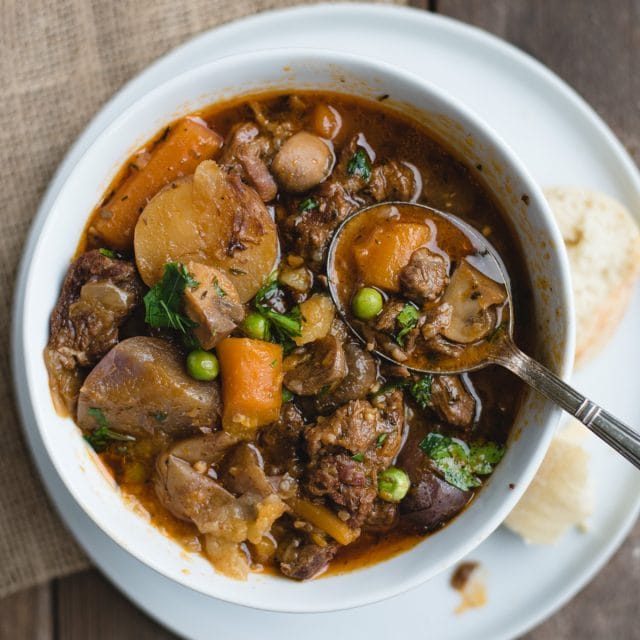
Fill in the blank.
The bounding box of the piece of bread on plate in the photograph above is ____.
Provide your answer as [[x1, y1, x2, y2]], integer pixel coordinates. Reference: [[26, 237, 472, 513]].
[[504, 420, 592, 544], [545, 187, 640, 368]]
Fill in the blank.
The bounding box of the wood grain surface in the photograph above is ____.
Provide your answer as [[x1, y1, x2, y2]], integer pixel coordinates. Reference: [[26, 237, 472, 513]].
[[1, 1, 638, 638]]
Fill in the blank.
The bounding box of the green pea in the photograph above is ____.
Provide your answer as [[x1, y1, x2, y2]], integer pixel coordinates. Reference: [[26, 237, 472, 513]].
[[377, 467, 411, 503], [186, 350, 219, 381], [351, 287, 383, 320], [242, 312, 270, 340]]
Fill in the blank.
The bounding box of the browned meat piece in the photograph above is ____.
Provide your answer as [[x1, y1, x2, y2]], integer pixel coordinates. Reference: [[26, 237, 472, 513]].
[[397, 421, 472, 532], [369, 160, 416, 202], [306, 453, 378, 527], [370, 389, 405, 466], [421, 303, 454, 340], [277, 534, 338, 580], [374, 301, 406, 333], [315, 339, 377, 413], [400, 247, 449, 302], [304, 391, 405, 526], [287, 180, 359, 267], [77, 337, 221, 439], [183, 261, 245, 349], [363, 499, 399, 532], [221, 122, 278, 202], [306, 399, 385, 456], [283, 335, 347, 396], [45, 250, 142, 414], [430, 375, 476, 428], [259, 403, 305, 477]]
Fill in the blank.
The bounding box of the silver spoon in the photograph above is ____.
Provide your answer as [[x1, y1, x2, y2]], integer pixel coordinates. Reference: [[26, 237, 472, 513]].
[[326, 201, 640, 469]]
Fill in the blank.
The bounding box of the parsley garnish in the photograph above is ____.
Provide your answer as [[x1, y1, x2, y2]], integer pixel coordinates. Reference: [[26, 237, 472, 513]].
[[298, 197, 319, 213], [99, 248, 115, 258], [352, 452, 365, 462], [419, 433, 505, 491], [252, 272, 302, 349], [408, 375, 433, 410], [282, 388, 294, 403], [395, 303, 419, 346], [347, 148, 372, 182], [212, 277, 226, 298], [143, 262, 199, 334], [84, 408, 135, 453], [376, 433, 388, 448]]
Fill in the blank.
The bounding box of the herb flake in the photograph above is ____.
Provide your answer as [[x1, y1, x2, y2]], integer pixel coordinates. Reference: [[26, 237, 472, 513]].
[[347, 148, 372, 182], [298, 197, 319, 213], [395, 303, 419, 346], [84, 408, 135, 453], [351, 452, 365, 462], [419, 432, 505, 491], [143, 262, 199, 334]]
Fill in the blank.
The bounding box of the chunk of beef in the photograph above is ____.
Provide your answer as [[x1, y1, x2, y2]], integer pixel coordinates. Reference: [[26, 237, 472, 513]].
[[304, 391, 405, 527], [45, 250, 142, 414], [305, 399, 385, 456], [183, 261, 245, 349], [430, 375, 476, 428], [306, 453, 378, 527], [421, 303, 454, 340], [258, 403, 305, 477], [77, 337, 220, 439], [283, 335, 347, 396], [315, 339, 377, 413], [277, 534, 338, 580], [363, 499, 399, 533], [219, 443, 275, 498], [422, 334, 465, 359], [369, 160, 416, 202], [287, 180, 358, 267], [399, 247, 449, 302], [168, 431, 237, 465], [374, 301, 406, 333], [397, 420, 472, 532], [221, 122, 278, 202]]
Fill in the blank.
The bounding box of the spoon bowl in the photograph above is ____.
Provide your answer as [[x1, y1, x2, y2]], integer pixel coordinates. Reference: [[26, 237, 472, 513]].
[[327, 201, 640, 469]]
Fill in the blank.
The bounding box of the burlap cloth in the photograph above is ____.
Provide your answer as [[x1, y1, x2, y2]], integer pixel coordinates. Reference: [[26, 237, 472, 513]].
[[0, 0, 406, 599]]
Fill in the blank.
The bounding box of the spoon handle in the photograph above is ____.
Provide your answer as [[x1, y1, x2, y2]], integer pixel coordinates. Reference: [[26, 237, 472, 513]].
[[492, 342, 640, 470]]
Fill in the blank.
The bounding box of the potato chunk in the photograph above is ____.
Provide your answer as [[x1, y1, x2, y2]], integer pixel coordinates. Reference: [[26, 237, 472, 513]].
[[183, 261, 244, 349], [134, 160, 278, 302]]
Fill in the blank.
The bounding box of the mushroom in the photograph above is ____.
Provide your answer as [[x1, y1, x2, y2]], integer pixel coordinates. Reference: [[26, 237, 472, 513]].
[[440, 260, 507, 344], [271, 131, 333, 193]]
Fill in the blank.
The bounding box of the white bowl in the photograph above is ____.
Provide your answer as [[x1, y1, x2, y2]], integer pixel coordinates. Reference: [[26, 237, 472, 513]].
[[13, 49, 574, 613]]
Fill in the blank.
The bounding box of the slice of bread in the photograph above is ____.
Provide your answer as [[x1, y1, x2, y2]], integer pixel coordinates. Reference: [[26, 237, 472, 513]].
[[545, 187, 640, 368], [504, 420, 592, 544]]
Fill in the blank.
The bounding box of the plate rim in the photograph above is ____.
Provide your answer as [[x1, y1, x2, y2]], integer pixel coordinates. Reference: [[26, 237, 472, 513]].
[[11, 3, 640, 639]]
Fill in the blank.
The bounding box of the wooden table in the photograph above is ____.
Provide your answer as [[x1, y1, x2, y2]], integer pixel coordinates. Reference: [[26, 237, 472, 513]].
[[1, 1, 639, 638]]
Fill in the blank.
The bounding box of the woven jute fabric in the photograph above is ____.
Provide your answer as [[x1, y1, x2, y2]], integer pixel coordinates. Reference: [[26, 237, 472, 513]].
[[0, 0, 406, 599]]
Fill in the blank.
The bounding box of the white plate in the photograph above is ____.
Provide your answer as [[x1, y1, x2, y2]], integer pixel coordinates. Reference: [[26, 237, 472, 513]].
[[12, 4, 640, 639]]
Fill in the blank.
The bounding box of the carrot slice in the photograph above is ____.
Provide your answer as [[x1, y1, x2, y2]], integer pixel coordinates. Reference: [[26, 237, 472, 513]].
[[91, 118, 222, 249], [217, 338, 283, 439]]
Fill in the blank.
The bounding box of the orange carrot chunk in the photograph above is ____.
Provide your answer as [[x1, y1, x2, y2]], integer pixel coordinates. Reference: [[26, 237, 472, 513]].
[[217, 338, 283, 439], [91, 118, 223, 250], [352, 220, 431, 292]]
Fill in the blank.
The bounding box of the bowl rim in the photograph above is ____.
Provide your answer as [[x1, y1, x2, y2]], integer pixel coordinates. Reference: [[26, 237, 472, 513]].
[[11, 46, 575, 613]]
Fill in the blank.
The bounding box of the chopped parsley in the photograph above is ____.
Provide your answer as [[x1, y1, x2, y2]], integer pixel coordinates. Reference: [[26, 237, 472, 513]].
[[395, 303, 419, 346], [252, 272, 302, 350], [352, 452, 365, 462], [298, 197, 319, 213], [143, 262, 199, 334], [282, 388, 294, 403], [376, 433, 388, 448], [408, 374, 433, 410], [419, 433, 505, 491], [84, 408, 135, 453], [99, 248, 115, 258], [347, 148, 372, 182], [212, 277, 226, 298]]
